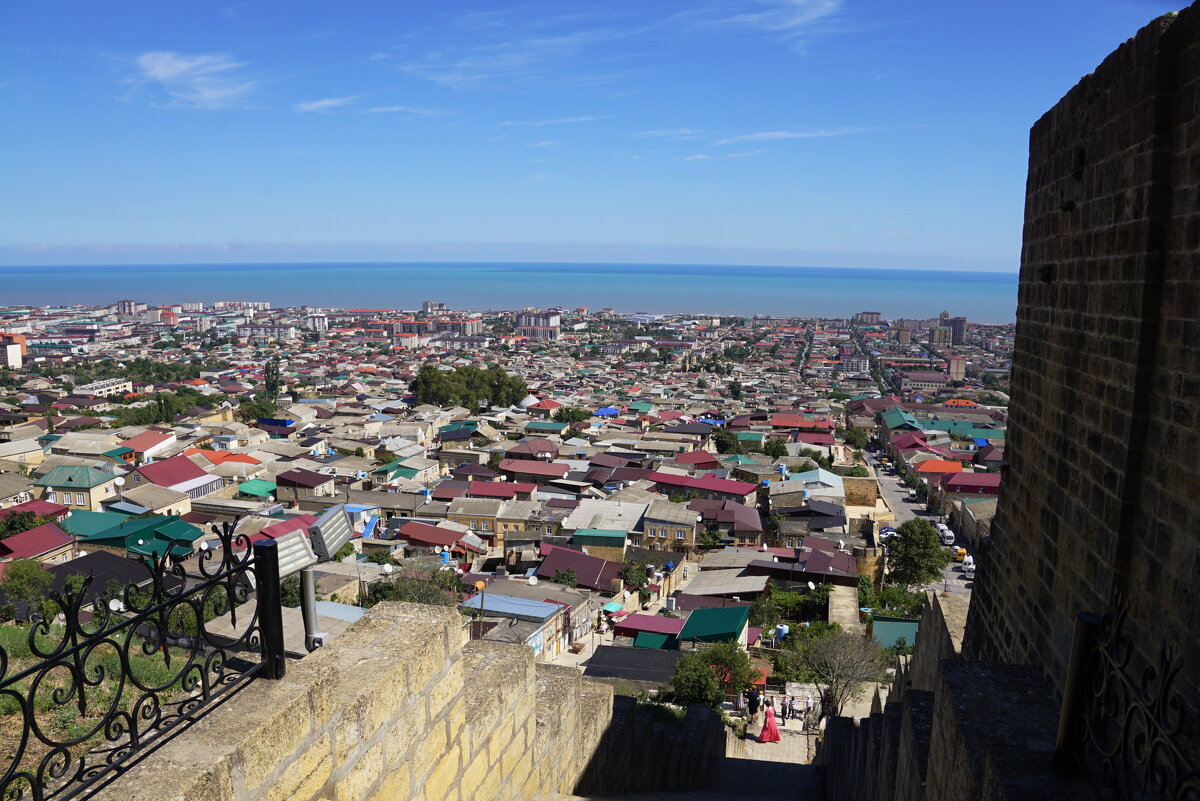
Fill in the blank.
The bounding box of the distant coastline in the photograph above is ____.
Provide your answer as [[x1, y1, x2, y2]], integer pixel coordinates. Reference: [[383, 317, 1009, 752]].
[[0, 261, 1019, 322]]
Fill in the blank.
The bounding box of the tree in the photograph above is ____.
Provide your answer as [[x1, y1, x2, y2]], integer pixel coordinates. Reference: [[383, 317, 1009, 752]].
[[728, 380, 743, 400], [263, 356, 281, 400], [790, 630, 888, 717], [667, 651, 723, 706], [486, 452, 503, 471], [697, 378, 709, 389], [846, 465, 870, 478], [0, 512, 50, 540], [749, 598, 780, 630], [704, 640, 754, 698], [335, 542, 356, 560], [280, 575, 302, 607], [843, 428, 869, 449], [552, 406, 591, 423], [712, 429, 741, 454], [549, 569, 577, 588], [365, 551, 400, 566], [365, 570, 469, 608], [238, 397, 278, 423], [697, 527, 723, 550], [0, 559, 55, 621], [886, 518, 951, 587], [763, 438, 788, 459]]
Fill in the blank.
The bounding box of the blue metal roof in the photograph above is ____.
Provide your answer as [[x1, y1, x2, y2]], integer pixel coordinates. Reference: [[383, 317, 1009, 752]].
[[461, 594, 561, 622]]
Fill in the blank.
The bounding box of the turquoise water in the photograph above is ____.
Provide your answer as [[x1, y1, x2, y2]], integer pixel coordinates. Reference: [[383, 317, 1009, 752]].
[[0, 262, 1018, 322]]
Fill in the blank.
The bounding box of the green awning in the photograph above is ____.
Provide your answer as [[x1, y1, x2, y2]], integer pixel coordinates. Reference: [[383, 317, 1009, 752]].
[[633, 631, 675, 649], [602, 601, 625, 613], [679, 605, 750, 642], [238, 479, 277, 498]]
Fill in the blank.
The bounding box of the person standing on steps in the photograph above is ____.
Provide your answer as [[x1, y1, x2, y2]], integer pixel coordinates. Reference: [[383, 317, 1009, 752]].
[[746, 687, 761, 727], [759, 698, 782, 743]]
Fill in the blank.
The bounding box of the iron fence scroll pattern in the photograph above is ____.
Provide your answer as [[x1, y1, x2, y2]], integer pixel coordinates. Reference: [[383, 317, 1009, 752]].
[[1072, 594, 1200, 801], [0, 523, 278, 801]]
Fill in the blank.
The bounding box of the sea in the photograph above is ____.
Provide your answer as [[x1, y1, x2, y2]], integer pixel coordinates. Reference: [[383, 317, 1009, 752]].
[[0, 262, 1018, 322]]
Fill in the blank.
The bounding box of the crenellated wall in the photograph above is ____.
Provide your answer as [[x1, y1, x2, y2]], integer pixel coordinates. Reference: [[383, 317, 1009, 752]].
[[91, 602, 720, 801]]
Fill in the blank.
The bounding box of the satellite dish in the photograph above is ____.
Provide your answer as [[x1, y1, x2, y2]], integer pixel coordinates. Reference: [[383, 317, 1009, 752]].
[[114, 477, 126, 487], [838, 539, 846, 549], [382, 564, 394, 574], [807, 581, 816, 591], [772, 556, 779, 562], [624, 590, 631, 599], [528, 576, 538, 586]]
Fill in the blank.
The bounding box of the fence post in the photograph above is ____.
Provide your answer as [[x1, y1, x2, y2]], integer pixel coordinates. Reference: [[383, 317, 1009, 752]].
[[253, 539, 287, 679]]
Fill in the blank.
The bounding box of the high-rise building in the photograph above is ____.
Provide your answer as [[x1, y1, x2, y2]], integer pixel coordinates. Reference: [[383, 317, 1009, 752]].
[[854, 311, 882, 324], [307, 313, 329, 332], [947, 355, 966, 381], [929, 326, 951, 347], [422, 301, 447, 315], [516, 312, 561, 328], [949, 316, 968, 344]]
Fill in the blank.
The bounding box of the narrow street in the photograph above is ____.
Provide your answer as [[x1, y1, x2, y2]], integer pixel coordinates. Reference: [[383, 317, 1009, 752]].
[[866, 451, 973, 595]]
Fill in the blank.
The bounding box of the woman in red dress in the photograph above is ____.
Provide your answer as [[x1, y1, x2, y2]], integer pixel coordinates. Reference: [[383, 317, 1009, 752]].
[[759, 698, 782, 743]]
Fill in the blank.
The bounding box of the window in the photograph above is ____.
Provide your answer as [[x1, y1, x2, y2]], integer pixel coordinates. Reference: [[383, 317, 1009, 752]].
[[629, 537, 640, 547], [482, 522, 490, 531], [675, 530, 685, 539], [469, 521, 477, 530], [47, 492, 56, 503], [76, 493, 86, 506]]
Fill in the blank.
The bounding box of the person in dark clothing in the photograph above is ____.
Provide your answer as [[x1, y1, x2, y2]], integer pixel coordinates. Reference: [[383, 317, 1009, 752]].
[[746, 688, 762, 726]]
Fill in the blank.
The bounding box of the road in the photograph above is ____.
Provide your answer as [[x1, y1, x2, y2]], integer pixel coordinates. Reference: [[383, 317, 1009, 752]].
[[867, 451, 973, 595]]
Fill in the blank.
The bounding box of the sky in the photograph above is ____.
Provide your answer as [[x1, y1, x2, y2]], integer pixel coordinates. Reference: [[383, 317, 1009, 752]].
[[0, 0, 1180, 270]]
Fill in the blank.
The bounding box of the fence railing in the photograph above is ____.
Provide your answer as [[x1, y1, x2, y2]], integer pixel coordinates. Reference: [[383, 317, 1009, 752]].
[[1056, 593, 1200, 800], [0, 525, 286, 801]]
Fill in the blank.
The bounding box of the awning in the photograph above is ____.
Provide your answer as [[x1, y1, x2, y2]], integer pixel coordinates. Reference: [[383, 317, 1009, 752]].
[[238, 479, 277, 498], [602, 601, 625, 613], [633, 631, 674, 649]]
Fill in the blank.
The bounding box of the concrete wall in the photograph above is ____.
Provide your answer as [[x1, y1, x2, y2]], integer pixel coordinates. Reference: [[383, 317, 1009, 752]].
[[93, 602, 719, 801], [964, 7, 1200, 722]]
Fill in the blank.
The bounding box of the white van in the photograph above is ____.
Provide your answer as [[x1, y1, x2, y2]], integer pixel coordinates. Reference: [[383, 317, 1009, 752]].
[[939, 529, 955, 546], [963, 562, 976, 580], [961, 554, 975, 571]]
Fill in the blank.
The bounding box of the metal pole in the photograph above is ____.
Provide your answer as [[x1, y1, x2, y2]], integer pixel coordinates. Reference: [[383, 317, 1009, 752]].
[[300, 565, 321, 652], [252, 539, 287, 679], [1055, 611, 1101, 774]]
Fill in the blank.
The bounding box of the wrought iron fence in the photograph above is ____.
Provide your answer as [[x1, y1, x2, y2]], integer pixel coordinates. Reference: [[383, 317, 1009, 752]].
[[0, 525, 286, 801], [1056, 593, 1200, 801]]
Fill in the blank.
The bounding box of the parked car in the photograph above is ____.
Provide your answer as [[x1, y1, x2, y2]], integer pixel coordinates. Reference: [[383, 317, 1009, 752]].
[[963, 563, 976, 580], [961, 555, 975, 571], [939, 529, 955, 546], [952, 547, 968, 562]]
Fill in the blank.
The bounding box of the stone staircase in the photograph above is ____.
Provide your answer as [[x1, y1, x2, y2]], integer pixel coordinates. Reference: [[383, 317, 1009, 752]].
[[539, 726, 825, 801]]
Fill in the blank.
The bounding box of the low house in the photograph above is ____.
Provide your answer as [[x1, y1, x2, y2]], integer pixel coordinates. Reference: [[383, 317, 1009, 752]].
[[498, 459, 570, 485], [0, 522, 74, 564], [678, 605, 750, 648], [34, 465, 122, 512], [690, 498, 763, 548], [131, 455, 223, 500], [0, 473, 35, 508], [275, 468, 336, 500], [642, 500, 700, 554], [536, 544, 624, 595], [446, 497, 505, 547], [113, 484, 193, 517]]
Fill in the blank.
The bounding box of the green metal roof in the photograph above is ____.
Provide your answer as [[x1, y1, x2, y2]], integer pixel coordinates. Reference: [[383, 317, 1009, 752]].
[[633, 631, 676, 649], [880, 408, 920, 430], [573, 529, 626, 546], [679, 605, 750, 642], [34, 465, 116, 489], [61, 510, 131, 538], [602, 601, 625, 613], [525, 420, 568, 431], [723, 454, 757, 465], [103, 446, 134, 458], [79, 515, 199, 559], [735, 432, 764, 442], [238, 479, 277, 498]]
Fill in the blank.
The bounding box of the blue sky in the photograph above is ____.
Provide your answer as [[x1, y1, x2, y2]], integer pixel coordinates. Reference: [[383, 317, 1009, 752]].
[[0, 0, 1179, 270]]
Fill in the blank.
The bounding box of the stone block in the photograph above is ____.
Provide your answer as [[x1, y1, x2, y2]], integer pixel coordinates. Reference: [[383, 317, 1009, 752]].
[[420, 742, 462, 801], [267, 732, 333, 801], [333, 741, 383, 801]]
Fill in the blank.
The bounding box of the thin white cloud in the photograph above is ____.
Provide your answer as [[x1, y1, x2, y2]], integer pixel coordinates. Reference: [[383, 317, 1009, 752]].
[[632, 128, 703, 139], [682, 150, 764, 161], [294, 95, 359, 113], [132, 51, 257, 109], [365, 105, 448, 115], [526, 140, 560, 148], [724, 0, 842, 33], [715, 127, 871, 145], [500, 116, 607, 127]]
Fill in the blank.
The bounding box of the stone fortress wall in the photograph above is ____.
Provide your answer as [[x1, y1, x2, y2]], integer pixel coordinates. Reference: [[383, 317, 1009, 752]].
[[821, 6, 1200, 799], [92, 602, 722, 801]]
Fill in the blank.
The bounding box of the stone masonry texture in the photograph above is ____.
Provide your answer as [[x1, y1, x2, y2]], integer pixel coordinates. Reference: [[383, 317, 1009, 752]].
[[964, 6, 1200, 736], [88, 601, 722, 801]]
